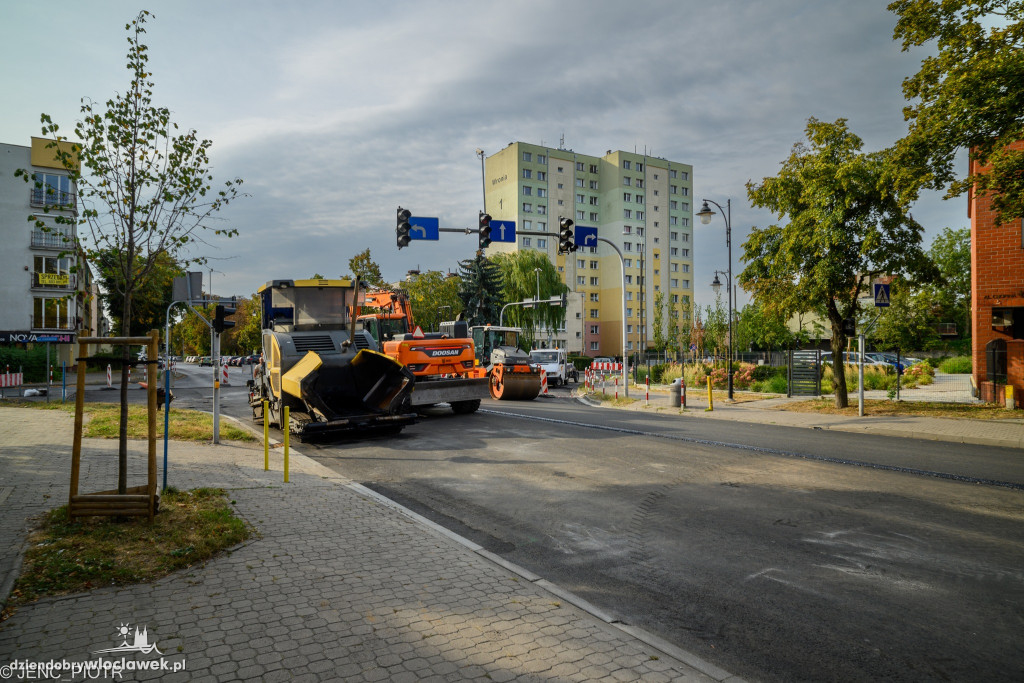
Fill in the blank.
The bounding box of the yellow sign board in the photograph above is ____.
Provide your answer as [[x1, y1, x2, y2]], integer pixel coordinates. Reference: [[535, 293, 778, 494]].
[[37, 273, 69, 286]]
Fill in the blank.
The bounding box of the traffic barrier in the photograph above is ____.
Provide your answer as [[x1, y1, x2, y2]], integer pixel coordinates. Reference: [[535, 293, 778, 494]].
[[0, 367, 24, 388], [222, 364, 230, 386], [106, 364, 112, 388], [705, 376, 714, 412], [614, 376, 619, 400], [591, 362, 622, 371], [541, 370, 548, 395], [645, 375, 649, 406]]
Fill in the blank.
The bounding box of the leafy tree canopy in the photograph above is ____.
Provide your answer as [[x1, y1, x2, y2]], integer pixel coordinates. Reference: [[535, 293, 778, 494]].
[[404, 270, 463, 333], [95, 249, 182, 337], [890, 0, 1024, 222], [345, 249, 385, 287], [491, 251, 568, 343], [742, 118, 936, 407]]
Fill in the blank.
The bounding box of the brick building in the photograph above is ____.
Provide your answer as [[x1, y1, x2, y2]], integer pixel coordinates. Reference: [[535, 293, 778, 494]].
[[969, 140, 1024, 406]]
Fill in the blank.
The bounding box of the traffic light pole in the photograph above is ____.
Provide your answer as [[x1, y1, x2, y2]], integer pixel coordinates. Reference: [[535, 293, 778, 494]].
[[594, 237, 629, 398]]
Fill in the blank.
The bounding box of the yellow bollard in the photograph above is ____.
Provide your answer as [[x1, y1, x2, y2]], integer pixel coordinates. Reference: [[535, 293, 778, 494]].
[[263, 400, 269, 471], [283, 405, 290, 483], [705, 376, 714, 412]]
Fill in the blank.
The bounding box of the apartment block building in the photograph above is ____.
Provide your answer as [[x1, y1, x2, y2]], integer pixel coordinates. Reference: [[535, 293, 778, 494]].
[[0, 138, 100, 363], [483, 142, 694, 358]]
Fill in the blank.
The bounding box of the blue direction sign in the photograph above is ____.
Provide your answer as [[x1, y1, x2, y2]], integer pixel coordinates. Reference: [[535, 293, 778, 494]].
[[490, 220, 516, 243], [408, 216, 439, 241], [575, 226, 598, 248], [874, 283, 891, 308]]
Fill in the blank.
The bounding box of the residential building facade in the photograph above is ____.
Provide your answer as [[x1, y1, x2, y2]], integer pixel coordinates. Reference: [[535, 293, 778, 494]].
[[0, 138, 98, 363], [483, 143, 694, 358], [969, 140, 1024, 406]]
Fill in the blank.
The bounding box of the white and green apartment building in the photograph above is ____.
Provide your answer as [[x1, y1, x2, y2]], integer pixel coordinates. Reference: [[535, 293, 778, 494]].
[[483, 142, 694, 358]]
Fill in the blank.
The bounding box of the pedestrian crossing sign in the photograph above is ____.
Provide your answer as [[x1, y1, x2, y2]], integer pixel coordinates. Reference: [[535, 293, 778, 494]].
[[874, 283, 890, 308]]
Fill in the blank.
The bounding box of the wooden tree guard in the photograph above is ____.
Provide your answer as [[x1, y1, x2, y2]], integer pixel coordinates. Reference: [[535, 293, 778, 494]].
[[69, 330, 159, 522]]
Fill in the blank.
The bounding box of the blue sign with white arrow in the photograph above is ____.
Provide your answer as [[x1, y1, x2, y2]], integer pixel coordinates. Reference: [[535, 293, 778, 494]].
[[575, 226, 598, 248], [490, 220, 516, 243], [408, 216, 439, 241]]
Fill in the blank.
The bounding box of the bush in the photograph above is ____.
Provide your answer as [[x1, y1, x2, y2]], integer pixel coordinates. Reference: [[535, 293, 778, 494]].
[[751, 374, 788, 394], [0, 345, 49, 383], [938, 356, 972, 374], [752, 364, 786, 381]]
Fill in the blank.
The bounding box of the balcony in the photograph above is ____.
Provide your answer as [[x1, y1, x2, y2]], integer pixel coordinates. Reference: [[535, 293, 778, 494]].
[[30, 188, 77, 211], [31, 272, 77, 290], [31, 230, 74, 250], [30, 315, 77, 332]]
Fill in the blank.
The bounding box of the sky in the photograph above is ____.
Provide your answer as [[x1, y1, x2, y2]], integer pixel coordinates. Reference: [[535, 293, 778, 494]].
[[0, 0, 964, 310]]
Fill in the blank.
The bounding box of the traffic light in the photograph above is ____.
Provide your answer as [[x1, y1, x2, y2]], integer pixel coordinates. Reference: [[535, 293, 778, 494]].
[[396, 207, 412, 248], [478, 211, 492, 250], [214, 303, 236, 333], [842, 317, 856, 337], [558, 217, 577, 253]]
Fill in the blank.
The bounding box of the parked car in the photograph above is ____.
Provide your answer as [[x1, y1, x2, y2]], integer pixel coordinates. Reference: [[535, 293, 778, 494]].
[[821, 352, 888, 366], [530, 348, 577, 385], [199, 356, 212, 367]]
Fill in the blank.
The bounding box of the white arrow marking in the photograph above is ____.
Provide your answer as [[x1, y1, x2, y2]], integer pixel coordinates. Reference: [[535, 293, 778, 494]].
[[499, 224, 507, 240], [411, 225, 426, 236]]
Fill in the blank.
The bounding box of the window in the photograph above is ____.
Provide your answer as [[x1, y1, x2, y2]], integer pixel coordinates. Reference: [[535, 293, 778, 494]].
[[557, 199, 564, 206], [624, 209, 632, 219], [653, 252, 659, 260], [523, 203, 532, 212], [577, 194, 585, 203], [636, 162, 643, 172], [589, 180, 598, 190], [681, 217, 690, 227], [523, 220, 532, 231], [636, 227, 644, 236], [624, 243, 632, 251], [538, 221, 546, 231], [623, 177, 631, 186], [32, 296, 71, 330], [672, 295, 679, 303], [589, 164, 598, 174], [523, 152, 532, 162], [557, 166, 564, 173], [590, 196, 599, 206], [589, 260, 598, 269], [523, 186, 532, 196], [670, 185, 677, 194], [557, 182, 564, 189], [30, 173, 73, 206], [624, 258, 632, 267], [627, 325, 633, 334], [624, 193, 632, 202], [523, 169, 532, 179], [623, 160, 631, 170], [636, 179, 644, 189], [577, 259, 585, 268], [670, 247, 678, 256], [671, 263, 679, 272], [537, 205, 546, 215], [538, 154, 546, 164], [670, 169, 677, 178], [590, 277, 599, 286], [523, 237, 531, 247], [653, 237, 659, 243], [681, 187, 689, 196], [653, 173, 658, 180], [682, 279, 690, 288], [623, 225, 632, 234], [576, 162, 585, 171], [671, 279, 679, 288], [681, 202, 689, 212], [590, 325, 599, 334], [681, 232, 689, 242], [577, 276, 586, 285], [680, 171, 689, 180], [590, 341, 599, 351], [671, 201, 678, 210], [671, 232, 678, 241], [636, 211, 644, 220], [537, 188, 547, 198], [627, 308, 633, 318], [589, 293, 599, 302], [636, 195, 644, 205], [670, 216, 678, 225], [590, 308, 599, 318], [537, 238, 547, 248], [576, 210, 585, 220], [681, 248, 689, 256], [576, 178, 584, 187], [537, 171, 547, 181], [626, 291, 633, 300], [625, 275, 633, 284], [682, 264, 690, 272]]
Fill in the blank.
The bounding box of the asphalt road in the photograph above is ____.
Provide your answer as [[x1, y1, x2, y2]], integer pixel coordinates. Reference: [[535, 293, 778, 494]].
[[99, 365, 1024, 682]]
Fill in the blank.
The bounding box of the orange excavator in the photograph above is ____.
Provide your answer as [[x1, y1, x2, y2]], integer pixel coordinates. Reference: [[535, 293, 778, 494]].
[[356, 289, 490, 413]]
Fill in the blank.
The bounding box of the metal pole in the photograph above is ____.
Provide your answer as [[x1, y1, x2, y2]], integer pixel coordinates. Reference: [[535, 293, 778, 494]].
[[858, 334, 865, 416], [595, 237, 629, 397], [476, 149, 486, 213], [213, 331, 221, 444], [726, 199, 733, 401]]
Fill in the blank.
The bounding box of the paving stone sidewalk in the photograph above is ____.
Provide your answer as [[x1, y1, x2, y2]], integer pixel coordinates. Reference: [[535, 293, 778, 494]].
[[0, 408, 742, 682]]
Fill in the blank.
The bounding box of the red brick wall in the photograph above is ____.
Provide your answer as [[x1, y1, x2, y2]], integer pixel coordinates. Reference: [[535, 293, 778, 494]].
[[970, 141, 1024, 407]]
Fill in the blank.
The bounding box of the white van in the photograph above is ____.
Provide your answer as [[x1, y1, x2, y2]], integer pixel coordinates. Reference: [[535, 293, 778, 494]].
[[529, 348, 578, 386]]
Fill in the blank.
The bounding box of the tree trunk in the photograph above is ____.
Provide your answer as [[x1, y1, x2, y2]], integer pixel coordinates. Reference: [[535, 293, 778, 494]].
[[831, 324, 848, 409], [118, 295, 131, 495]]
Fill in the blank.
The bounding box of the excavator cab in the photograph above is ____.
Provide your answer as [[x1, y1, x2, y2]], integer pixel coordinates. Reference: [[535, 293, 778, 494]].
[[360, 315, 409, 344]]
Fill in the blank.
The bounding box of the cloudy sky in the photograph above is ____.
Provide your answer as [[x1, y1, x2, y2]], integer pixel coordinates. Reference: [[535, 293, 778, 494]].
[[1, 0, 962, 309]]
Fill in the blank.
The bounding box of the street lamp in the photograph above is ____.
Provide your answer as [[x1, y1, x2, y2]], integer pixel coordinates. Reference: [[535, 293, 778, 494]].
[[698, 199, 734, 400], [475, 149, 486, 212]]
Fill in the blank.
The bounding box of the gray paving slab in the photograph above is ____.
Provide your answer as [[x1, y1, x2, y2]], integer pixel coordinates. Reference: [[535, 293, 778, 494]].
[[0, 407, 740, 682]]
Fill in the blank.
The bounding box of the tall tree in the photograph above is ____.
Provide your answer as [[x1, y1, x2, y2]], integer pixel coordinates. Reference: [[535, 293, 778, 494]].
[[224, 295, 261, 355], [404, 270, 463, 332], [491, 251, 568, 344], [20, 11, 244, 493], [871, 279, 942, 351], [927, 226, 971, 339], [742, 118, 935, 407], [652, 291, 668, 353], [890, 0, 1024, 223], [457, 254, 504, 328], [345, 249, 385, 287]]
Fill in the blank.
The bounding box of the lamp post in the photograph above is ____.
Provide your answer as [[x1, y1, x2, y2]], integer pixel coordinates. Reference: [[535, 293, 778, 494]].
[[534, 267, 542, 348], [475, 149, 486, 212], [698, 199, 734, 400]]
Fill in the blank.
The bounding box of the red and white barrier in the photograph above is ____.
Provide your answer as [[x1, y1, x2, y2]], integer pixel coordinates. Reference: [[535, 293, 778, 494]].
[[645, 375, 650, 406], [591, 362, 622, 371], [540, 370, 547, 395], [222, 364, 230, 386], [614, 376, 619, 400], [1, 369, 24, 388], [106, 364, 112, 388]]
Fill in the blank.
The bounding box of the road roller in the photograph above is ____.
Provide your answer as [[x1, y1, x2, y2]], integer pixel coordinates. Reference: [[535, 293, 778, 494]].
[[470, 325, 542, 400]]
